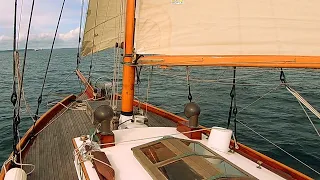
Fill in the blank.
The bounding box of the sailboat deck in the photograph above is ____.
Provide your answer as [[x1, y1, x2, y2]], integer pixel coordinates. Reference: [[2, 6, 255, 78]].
[[22, 98, 176, 180]]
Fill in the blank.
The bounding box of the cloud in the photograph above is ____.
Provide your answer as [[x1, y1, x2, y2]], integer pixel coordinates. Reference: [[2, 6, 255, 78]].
[[0, 35, 12, 41], [0, 35, 12, 50], [0, 27, 81, 50], [58, 27, 80, 41], [0, 0, 85, 50]]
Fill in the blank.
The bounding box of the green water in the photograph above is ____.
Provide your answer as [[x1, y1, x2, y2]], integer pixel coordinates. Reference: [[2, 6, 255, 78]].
[[0, 48, 319, 178]]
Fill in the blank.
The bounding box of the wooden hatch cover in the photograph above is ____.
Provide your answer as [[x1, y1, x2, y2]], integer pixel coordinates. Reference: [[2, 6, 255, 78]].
[[132, 137, 256, 180]]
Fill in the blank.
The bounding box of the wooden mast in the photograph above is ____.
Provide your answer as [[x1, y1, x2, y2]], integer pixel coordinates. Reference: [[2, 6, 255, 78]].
[[121, 0, 135, 115]]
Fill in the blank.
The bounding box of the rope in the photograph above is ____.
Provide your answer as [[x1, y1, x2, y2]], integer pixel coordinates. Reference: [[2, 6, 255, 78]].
[[112, 44, 119, 109], [1, 140, 34, 175], [15, 0, 36, 157], [227, 67, 237, 131], [44, 70, 75, 97], [18, 127, 22, 166], [111, 0, 125, 111], [33, 102, 72, 137], [237, 85, 281, 114], [186, 66, 193, 102], [236, 119, 320, 175], [34, 0, 66, 121], [90, 156, 114, 170], [193, 69, 227, 101], [227, 83, 234, 128], [97, 128, 211, 146], [280, 69, 320, 137], [152, 69, 290, 87], [232, 68, 238, 140], [286, 87, 320, 121], [76, 0, 85, 69], [191, 70, 269, 83], [135, 67, 146, 113], [11, 0, 19, 157], [285, 86, 320, 137], [145, 66, 154, 115], [16, 0, 25, 49], [14, 162, 35, 175], [297, 101, 320, 137]]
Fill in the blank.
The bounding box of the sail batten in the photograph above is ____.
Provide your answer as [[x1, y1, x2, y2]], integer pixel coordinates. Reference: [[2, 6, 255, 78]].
[[81, 0, 125, 57], [134, 0, 320, 57]]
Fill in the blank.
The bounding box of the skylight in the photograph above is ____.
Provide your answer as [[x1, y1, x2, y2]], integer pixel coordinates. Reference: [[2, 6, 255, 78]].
[[132, 136, 256, 180]]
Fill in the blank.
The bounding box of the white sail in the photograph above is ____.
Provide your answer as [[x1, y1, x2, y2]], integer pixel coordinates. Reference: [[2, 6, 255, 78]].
[[135, 0, 320, 56], [81, 0, 125, 57]]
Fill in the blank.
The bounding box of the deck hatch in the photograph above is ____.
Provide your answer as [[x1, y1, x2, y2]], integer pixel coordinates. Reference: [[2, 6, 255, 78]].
[[141, 142, 176, 164], [132, 137, 256, 180]]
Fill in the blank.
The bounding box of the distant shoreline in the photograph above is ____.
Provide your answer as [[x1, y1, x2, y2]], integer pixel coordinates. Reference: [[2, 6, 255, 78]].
[[0, 47, 77, 52]]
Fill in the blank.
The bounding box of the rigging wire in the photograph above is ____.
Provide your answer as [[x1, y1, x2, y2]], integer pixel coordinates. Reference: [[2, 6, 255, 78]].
[[298, 101, 320, 137], [12, 0, 19, 158], [15, 0, 36, 157], [33, 0, 66, 122], [226, 67, 238, 140], [44, 70, 75, 98], [16, 0, 25, 49], [111, 0, 125, 111], [111, 43, 119, 109], [229, 69, 319, 173], [76, 0, 85, 69], [236, 119, 320, 175], [151, 69, 297, 87], [280, 69, 320, 137], [193, 69, 227, 102], [227, 67, 237, 129], [237, 85, 281, 115], [186, 66, 193, 102], [144, 66, 154, 115], [15, 57, 37, 123], [135, 67, 143, 111]]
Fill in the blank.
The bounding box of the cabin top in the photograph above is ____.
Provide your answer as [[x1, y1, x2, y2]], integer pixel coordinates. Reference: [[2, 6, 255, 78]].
[[73, 127, 286, 180]]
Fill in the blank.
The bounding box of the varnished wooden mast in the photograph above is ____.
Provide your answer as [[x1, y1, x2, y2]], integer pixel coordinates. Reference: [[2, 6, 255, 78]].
[[121, 0, 136, 115]]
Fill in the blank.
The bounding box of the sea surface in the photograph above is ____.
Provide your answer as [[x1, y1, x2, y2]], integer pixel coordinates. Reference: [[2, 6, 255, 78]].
[[0, 48, 319, 179]]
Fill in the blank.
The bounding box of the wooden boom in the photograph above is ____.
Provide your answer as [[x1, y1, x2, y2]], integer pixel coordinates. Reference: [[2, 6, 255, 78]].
[[137, 55, 320, 69]]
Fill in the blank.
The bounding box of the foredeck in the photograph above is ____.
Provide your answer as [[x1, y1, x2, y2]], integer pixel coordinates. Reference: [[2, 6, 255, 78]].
[[22, 97, 176, 180]]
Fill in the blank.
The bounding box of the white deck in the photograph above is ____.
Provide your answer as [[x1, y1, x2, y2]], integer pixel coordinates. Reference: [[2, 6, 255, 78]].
[[73, 127, 285, 180]]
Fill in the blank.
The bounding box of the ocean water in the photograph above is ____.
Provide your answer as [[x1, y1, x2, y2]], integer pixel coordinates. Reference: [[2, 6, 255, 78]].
[[0, 48, 319, 179]]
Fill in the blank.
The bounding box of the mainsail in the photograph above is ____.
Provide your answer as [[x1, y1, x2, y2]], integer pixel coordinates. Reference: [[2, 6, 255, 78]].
[[81, 0, 125, 57], [135, 0, 320, 56]]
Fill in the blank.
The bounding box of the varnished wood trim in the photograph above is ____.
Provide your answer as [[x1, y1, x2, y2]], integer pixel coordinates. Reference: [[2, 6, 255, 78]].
[[76, 69, 94, 99], [138, 55, 320, 69], [0, 95, 76, 180], [132, 100, 312, 180], [229, 142, 312, 180], [72, 138, 90, 180]]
